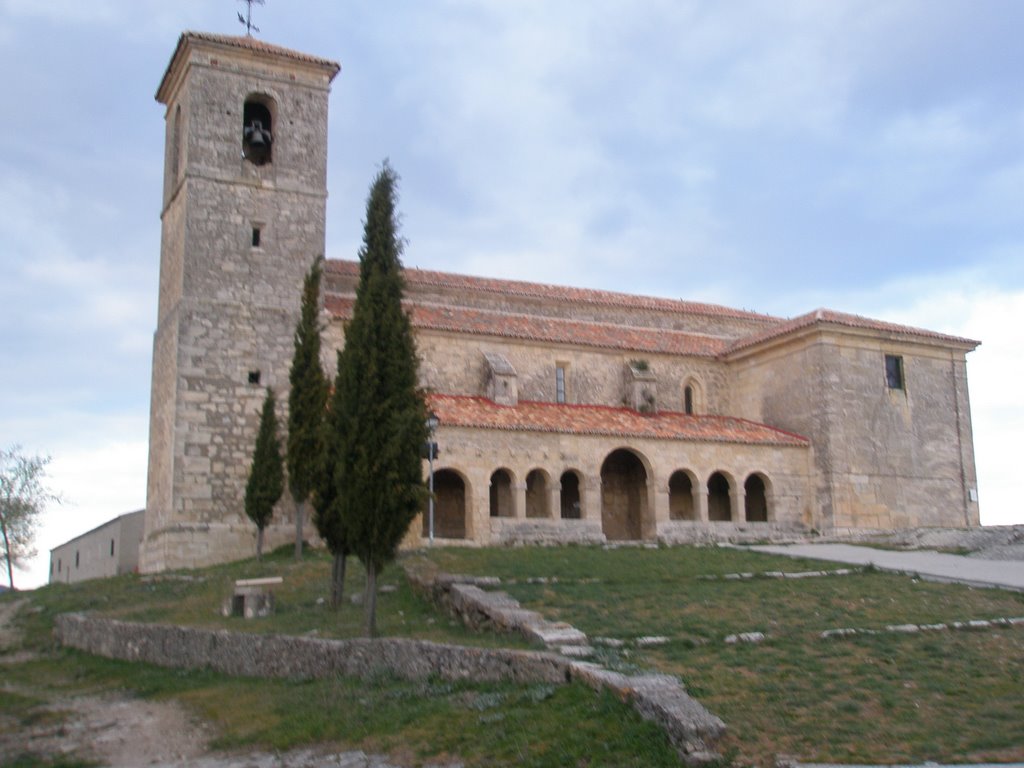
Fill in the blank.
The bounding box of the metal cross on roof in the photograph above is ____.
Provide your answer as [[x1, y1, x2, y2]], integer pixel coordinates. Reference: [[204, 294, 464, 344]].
[[237, 0, 265, 37]]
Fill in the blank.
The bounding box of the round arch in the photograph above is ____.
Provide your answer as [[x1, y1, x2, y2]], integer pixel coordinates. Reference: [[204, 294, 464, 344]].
[[424, 468, 470, 539], [525, 468, 552, 518], [600, 448, 652, 540], [560, 469, 584, 519], [242, 92, 277, 166], [707, 470, 734, 522], [682, 376, 705, 415], [744, 472, 772, 522], [489, 467, 516, 518], [668, 469, 699, 520]]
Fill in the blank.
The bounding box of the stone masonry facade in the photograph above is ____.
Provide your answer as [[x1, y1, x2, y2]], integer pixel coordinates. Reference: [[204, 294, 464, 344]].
[[139, 32, 980, 573]]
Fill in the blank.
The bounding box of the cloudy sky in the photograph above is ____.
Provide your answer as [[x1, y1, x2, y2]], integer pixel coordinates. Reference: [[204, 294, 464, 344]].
[[2, 1, 1021, 588]]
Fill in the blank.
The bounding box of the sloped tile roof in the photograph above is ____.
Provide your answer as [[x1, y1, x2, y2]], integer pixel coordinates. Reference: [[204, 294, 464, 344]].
[[325, 261, 977, 355], [726, 308, 980, 354], [426, 394, 810, 446], [324, 295, 728, 357], [157, 31, 340, 101], [323, 259, 778, 324]]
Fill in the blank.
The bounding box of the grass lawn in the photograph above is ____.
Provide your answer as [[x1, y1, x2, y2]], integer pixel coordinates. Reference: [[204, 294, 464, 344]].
[[5, 543, 1023, 766], [0, 545, 683, 768], [428, 545, 1024, 765]]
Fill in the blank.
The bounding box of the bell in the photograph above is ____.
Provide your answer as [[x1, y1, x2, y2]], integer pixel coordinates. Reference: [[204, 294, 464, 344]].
[[243, 119, 272, 165], [245, 120, 270, 147]]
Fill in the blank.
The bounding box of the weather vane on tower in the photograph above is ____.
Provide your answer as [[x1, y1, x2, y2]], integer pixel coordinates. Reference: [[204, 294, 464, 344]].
[[237, 0, 264, 37]]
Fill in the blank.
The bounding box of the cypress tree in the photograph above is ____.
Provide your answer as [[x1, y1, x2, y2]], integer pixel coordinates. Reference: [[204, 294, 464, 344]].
[[245, 388, 284, 561], [329, 161, 427, 636], [287, 257, 328, 560], [313, 372, 351, 608]]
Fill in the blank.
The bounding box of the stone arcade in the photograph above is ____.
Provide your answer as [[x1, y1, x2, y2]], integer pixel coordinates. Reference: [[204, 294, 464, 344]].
[[138, 32, 980, 573]]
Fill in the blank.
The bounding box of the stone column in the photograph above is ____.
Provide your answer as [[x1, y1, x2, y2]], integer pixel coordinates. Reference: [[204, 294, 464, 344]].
[[731, 488, 744, 523], [550, 481, 562, 521], [584, 476, 602, 524], [696, 489, 709, 523], [513, 482, 527, 519], [653, 482, 671, 525]]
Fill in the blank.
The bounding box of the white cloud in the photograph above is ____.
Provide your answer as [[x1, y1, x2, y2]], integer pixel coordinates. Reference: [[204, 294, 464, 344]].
[[17, 436, 148, 591]]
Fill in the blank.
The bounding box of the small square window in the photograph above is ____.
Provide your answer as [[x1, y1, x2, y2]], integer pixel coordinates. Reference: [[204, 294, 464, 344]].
[[885, 354, 904, 390], [251, 227, 262, 248], [248, 370, 261, 385]]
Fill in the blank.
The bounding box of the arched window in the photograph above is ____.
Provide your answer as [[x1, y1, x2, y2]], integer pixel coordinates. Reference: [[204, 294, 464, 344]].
[[560, 471, 582, 519], [707, 472, 731, 521], [526, 469, 550, 518], [744, 474, 769, 522], [242, 96, 274, 166], [682, 377, 703, 415], [669, 470, 697, 520], [489, 469, 514, 517]]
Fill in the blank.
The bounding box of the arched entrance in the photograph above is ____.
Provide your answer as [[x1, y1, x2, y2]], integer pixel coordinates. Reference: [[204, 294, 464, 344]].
[[744, 474, 769, 522], [489, 469, 514, 518], [708, 472, 732, 522], [669, 470, 697, 520], [601, 449, 649, 540], [525, 469, 550, 518], [560, 471, 582, 519], [425, 469, 467, 538]]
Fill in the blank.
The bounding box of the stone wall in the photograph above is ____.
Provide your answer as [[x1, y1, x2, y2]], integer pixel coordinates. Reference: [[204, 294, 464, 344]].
[[408, 424, 812, 546], [54, 613, 571, 685], [729, 329, 979, 532], [49, 511, 146, 585], [142, 35, 337, 572]]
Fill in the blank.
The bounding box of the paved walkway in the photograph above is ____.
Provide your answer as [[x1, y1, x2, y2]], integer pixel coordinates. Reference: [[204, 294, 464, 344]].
[[747, 543, 1024, 591]]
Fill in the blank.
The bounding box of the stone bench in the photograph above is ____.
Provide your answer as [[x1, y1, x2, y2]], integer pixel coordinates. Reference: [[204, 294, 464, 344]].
[[222, 576, 283, 619]]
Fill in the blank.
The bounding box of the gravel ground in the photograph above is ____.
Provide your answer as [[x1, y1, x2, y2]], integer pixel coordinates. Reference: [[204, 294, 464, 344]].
[[863, 524, 1024, 561]]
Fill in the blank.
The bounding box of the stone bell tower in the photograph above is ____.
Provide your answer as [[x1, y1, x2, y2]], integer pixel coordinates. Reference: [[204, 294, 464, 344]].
[[140, 33, 340, 572]]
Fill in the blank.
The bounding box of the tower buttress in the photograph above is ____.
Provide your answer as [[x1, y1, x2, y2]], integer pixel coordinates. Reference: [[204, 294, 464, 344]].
[[141, 33, 339, 572]]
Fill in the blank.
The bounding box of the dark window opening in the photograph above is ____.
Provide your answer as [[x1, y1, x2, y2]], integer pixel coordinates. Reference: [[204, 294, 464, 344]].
[[58, 559, 62, 573], [560, 471, 581, 519], [75, 551, 80, 568], [110, 539, 115, 557], [171, 105, 182, 179], [251, 227, 262, 248], [684, 385, 694, 415], [708, 472, 731, 522], [248, 370, 261, 385], [744, 475, 769, 522], [242, 99, 273, 166], [885, 354, 904, 390], [489, 469, 514, 518]]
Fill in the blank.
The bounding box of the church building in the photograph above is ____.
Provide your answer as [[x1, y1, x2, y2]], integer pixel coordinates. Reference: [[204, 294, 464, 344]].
[[138, 32, 980, 573]]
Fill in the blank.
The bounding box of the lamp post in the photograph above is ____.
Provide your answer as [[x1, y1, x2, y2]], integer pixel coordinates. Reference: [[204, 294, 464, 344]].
[[425, 412, 439, 544]]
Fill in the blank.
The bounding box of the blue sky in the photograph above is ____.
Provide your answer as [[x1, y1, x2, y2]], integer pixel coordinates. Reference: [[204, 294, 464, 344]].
[[2, 1, 1021, 588]]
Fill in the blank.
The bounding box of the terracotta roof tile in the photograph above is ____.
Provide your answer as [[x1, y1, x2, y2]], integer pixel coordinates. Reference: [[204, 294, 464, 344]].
[[728, 308, 980, 354], [426, 394, 809, 447], [157, 31, 340, 102], [324, 295, 728, 357], [324, 259, 778, 324]]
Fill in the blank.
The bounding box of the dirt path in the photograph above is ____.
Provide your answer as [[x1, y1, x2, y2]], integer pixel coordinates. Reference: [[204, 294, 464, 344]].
[[2, 688, 444, 768], [0, 598, 450, 768]]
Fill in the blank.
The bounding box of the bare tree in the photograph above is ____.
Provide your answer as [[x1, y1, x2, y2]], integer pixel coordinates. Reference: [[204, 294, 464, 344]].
[[0, 446, 60, 589]]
